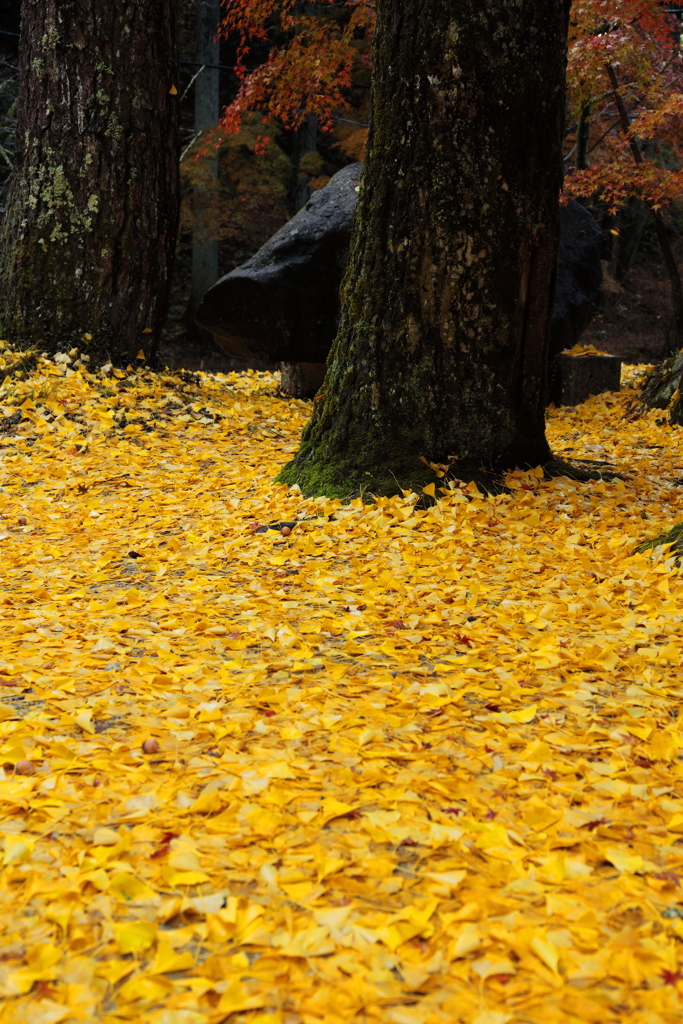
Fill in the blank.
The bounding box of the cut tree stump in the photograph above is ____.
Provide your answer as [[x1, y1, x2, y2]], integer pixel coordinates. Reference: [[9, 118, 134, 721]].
[[550, 354, 621, 406], [278, 362, 326, 398]]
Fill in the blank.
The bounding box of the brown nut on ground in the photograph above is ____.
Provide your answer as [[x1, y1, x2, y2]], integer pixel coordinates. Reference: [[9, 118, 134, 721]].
[[142, 738, 159, 755], [15, 759, 36, 775], [281, 526, 291, 536]]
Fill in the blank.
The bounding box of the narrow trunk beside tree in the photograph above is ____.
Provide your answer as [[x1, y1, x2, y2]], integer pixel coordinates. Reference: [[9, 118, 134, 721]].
[[190, 0, 220, 323], [289, 1, 319, 213], [576, 99, 591, 171], [290, 114, 318, 213], [278, 0, 570, 498], [0, 0, 180, 366]]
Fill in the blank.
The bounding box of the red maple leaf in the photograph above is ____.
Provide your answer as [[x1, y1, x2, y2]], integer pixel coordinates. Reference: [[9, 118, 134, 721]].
[[653, 870, 683, 887], [661, 969, 683, 985], [150, 831, 178, 860], [581, 817, 610, 831]]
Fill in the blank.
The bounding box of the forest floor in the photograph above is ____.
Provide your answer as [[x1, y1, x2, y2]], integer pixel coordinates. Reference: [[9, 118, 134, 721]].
[[0, 356, 682, 1024]]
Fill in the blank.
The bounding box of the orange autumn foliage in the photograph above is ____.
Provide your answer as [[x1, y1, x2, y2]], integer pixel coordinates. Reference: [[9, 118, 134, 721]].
[[566, 0, 683, 210], [212, 2, 683, 223], [215, 0, 374, 153]]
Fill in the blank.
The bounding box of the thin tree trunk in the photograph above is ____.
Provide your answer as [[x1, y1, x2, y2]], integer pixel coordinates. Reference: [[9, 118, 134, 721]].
[[191, 0, 220, 316], [605, 62, 683, 355], [576, 99, 591, 171], [290, 114, 318, 213], [290, 1, 318, 212], [278, 0, 570, 498], [0, 0, 180, 366]]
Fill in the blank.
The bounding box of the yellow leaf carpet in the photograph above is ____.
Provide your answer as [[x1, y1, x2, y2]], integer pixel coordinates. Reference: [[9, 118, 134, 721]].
[[0, 355, 682, 1024]]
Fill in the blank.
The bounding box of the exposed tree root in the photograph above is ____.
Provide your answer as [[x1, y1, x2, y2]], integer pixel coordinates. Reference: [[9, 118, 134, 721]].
[[543, 457, 625, 482], [434, 457, 625, 502]]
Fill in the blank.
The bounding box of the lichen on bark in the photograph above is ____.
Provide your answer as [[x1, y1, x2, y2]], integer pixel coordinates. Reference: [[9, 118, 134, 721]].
[[0, 0, 180, 366], [278, 0, 571, 499]]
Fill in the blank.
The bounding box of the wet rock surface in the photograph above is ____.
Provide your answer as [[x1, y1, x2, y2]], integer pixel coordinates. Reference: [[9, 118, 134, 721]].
[[195, 163, 362, 364], [196, 167, 602, 389]]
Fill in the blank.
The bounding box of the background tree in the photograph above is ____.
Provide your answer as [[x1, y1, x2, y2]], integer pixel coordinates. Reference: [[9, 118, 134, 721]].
[[212, 0, 374, 218], [191, 0, 221, 331], [565, 1, 683, 352], [0, 0, 180, 366], [277, 0, 570, 498], [216, 0, 374, 150]]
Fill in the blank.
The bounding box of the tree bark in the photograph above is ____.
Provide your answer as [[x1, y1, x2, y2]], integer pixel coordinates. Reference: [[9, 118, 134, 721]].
[[290, 114, 318, 213], [191, 0, 220, 317], [576, 99, 591, 171], [0, 0, 180, 366], [278, 0, 570, 498]]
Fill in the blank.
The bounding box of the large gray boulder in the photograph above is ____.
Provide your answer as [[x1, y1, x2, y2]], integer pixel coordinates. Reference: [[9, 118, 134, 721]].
[[195, 163, 362, 364], [196, 165, 602, 390]]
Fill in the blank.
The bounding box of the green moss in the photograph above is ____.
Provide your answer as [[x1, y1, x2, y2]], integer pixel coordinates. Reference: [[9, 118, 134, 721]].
[[0, 229, 117, 364], [276, 447, 439, 500]]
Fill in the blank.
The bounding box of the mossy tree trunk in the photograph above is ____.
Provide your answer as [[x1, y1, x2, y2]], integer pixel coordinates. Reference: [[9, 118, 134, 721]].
[[0, 0, 180, 366], [278, 0, 570, 498]]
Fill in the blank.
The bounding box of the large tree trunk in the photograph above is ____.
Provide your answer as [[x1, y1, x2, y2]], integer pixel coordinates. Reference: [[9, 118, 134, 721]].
[[278, 0, 570, 498], [0, 0, 180, 367]]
